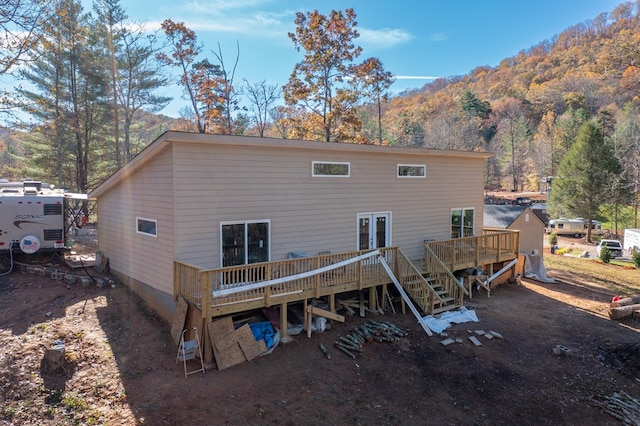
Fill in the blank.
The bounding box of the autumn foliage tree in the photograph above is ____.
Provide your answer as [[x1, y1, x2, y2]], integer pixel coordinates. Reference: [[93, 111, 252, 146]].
[[283, 8, 393, 142], [157, 19, 205, 132]]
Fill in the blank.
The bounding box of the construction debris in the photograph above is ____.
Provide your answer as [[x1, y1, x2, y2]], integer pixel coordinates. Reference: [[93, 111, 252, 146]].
[[609, 306, 640, 320], [609, 296, 640, 320], [592, 391, 640, 425], [468, 336, 483, 346], [333, 320, 407, 359], [319, 344, 331, 359], [552, 345, 572, 356]]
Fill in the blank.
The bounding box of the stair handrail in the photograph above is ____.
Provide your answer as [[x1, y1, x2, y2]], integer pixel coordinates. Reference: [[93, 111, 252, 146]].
[[425, 243, 469, 297], [397, 249, 444, 304]]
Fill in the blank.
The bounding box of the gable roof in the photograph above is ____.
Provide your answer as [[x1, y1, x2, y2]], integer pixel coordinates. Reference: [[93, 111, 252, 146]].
[[89, 131, 492, 199], [530, 203, 550, 225], [484, 205, 533, 229]]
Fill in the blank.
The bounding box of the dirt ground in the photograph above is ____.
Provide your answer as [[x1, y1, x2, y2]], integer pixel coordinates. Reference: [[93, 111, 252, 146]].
[[2, 245, 640, 425]]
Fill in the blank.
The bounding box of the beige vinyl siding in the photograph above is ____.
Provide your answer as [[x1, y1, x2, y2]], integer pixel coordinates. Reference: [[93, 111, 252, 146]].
[[511, 210, 544, 256], [173, 141, 486, 266], [97, 147, 175, 294]]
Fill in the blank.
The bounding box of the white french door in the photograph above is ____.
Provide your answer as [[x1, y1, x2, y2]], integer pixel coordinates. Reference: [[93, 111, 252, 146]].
[[357, 212, 391, 251]]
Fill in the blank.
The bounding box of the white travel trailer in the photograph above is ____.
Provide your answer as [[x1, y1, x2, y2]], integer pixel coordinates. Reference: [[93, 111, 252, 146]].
[[0, 180, 86, 262], [546, 218, 602, 237]]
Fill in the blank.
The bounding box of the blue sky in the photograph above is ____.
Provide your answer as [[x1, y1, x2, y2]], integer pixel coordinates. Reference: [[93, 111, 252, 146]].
[[83, 1, 634, 117]]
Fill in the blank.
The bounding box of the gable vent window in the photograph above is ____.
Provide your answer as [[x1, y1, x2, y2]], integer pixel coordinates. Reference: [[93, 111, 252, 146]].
[[312, 161, 350, 177]]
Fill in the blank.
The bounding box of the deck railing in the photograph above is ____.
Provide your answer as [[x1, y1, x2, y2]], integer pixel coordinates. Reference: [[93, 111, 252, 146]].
[[395, 250, 445, 314], [424, 244, 468, 311], [425, 229, 519, 272], [174, 229, 520, 317], [174, 247, 398, 310]]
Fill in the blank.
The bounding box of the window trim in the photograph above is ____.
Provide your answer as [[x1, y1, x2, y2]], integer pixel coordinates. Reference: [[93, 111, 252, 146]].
[[220, 219, 271, 266], [136, 217, 157, 237], [397, 164, 426, 178], [312, 161, 350, 177]]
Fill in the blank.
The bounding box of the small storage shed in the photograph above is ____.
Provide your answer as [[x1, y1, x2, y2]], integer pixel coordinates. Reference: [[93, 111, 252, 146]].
[[484, 205, 545, 256]]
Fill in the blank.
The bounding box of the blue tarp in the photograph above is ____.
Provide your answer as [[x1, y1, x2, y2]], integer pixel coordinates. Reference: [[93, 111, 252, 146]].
[[249, 322, 277, 349]]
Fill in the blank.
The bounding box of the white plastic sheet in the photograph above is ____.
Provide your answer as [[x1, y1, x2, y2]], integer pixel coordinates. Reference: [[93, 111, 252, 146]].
[[422, 306, 479, 334], [523, 253, 555, 283]]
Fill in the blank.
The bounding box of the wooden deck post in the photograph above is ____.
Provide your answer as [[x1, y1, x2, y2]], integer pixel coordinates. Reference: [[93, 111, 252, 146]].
[[201, 271, 213, 364], [280, 302, 290, 342], [369, 287, 377, 313]]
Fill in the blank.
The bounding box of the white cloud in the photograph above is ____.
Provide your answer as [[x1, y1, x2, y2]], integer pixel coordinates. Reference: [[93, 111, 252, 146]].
[[429, 32, 447, 42], [358, 27, 412, 49], [395, 75, 439, 80], [149, 0, 294, 38]]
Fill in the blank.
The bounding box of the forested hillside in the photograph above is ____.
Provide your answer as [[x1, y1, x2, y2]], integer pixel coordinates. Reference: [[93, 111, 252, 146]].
[[1, 0, 639, 219], [376, 1, 640, 197]]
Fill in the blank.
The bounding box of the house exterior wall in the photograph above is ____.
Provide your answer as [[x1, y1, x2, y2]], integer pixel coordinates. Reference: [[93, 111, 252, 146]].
[[91, 133, 489, 322], [96, 146, 177, 319], [509, 209, 544, 256], [171, 138, 486, 269]]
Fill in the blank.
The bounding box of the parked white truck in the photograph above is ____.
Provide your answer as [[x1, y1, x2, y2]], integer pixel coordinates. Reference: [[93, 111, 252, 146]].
[[624, 228, 640, 254]]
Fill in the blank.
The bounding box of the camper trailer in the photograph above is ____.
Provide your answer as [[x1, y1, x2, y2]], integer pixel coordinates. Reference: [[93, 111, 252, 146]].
[[546, 218, 602, 237], [0, 180, 86, 262]]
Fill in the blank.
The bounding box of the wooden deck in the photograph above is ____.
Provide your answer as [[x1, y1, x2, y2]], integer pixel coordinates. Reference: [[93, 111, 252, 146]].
[[426, 228, 520, 274], [173, 230, 519, 363]]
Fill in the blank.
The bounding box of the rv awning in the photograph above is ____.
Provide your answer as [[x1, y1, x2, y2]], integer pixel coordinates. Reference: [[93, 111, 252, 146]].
[[64, 192, 94, 201]]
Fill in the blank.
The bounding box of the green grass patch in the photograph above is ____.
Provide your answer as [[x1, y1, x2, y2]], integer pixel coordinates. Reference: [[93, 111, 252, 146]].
[[544, 255, 640, 296]]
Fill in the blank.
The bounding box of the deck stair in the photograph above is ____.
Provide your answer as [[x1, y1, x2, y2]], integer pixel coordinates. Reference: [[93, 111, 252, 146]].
[[395, 249, 467, 316]]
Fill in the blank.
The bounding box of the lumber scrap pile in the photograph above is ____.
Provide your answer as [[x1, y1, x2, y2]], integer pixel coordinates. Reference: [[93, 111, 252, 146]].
[[332, 320, 407, 359], [608, 295, 640, 320], [592, 391, 640, 425]]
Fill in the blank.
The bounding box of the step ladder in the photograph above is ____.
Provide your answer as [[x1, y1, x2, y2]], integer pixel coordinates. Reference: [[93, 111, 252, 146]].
[[176, 327, 205, 379]]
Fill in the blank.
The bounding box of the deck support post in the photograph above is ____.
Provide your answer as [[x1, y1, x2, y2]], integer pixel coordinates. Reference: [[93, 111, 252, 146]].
[[369, 287, 376, 314], [201, 271, 213, 364], [381, 283, 389, 312], [280, 302, 291, 343]]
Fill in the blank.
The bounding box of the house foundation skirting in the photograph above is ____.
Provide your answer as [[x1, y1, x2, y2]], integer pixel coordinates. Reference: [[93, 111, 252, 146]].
[[111, 269, 177, 324]]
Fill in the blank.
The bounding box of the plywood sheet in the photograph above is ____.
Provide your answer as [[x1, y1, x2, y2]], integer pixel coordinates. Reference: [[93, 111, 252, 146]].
[[170, 297, 189, 345], [208, 317, 247, 371], [236, 324, 266, 361]]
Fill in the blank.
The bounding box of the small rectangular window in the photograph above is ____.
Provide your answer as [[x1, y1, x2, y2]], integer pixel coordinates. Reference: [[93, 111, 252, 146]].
[[397, 164, 426, 178], [136, 217, 157, 237], [312, 161, 350, 177]]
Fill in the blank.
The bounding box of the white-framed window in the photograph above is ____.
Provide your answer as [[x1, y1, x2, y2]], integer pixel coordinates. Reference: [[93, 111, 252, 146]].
[[451, 208, 474, 238], [312, 161, 350, 177], [397, 164, 426, 178], [221, 220, 270, 267], [136, 217, 157, 237]]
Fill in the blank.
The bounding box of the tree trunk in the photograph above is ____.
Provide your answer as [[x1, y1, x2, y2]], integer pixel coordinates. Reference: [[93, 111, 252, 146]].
[[610, 295, 640, 308], [609, 303, 640, 320]]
